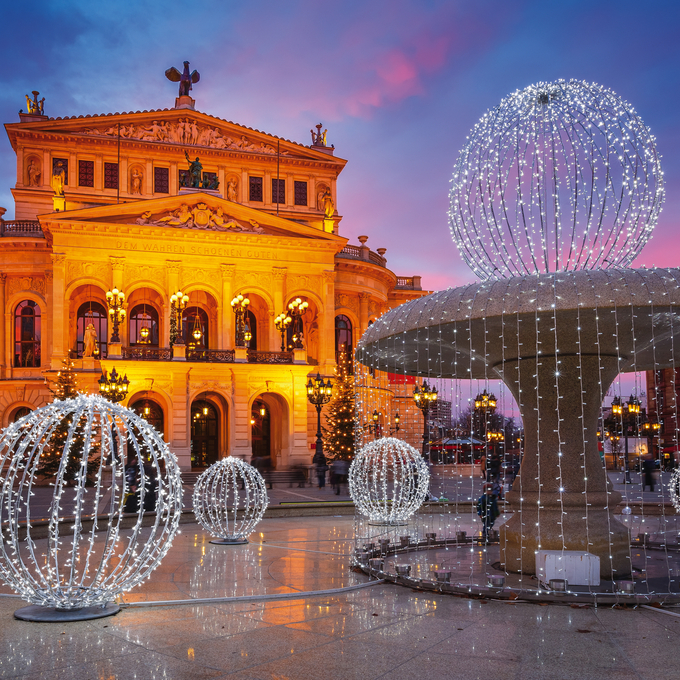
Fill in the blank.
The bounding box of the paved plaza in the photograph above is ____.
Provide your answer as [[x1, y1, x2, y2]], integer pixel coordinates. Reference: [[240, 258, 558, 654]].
[[1, 515, 679, 679]]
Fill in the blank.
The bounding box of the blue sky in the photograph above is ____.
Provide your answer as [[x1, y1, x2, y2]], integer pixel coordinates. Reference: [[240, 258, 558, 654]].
[[2, 0, 679, 291]]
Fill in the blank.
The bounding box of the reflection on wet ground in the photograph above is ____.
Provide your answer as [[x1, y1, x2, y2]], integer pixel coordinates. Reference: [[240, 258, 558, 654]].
[[1, 516, 680, 679]]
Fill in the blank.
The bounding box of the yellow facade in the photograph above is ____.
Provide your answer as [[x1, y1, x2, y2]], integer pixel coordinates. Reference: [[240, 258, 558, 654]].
[[0, 95, 425, 470]]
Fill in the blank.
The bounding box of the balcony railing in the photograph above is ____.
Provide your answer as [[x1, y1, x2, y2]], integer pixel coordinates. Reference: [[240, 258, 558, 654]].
[[121, 346, 172, 361], [248, 350, 294, 364], [0, 221, 44, 237], [336, 245, 386, 268], [186, 348, 236, 362], [119, 346, 295, 363], [395, 276, 422, 290]]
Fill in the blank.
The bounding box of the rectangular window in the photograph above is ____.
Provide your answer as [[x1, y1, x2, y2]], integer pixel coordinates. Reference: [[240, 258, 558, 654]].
[[294, 180, 308, 206], [272, 178, 285, 204], [53, 158, 68, 185], [202, 171, 217, 189], [104, 162, 119, 189], [178, 169, 190, 189], [154, 167, 169, 193], [78, 160, 94, 187], [249, 176, 263, 202]]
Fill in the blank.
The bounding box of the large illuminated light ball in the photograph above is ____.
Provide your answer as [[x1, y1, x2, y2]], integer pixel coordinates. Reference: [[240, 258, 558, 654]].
[[670, 468, 680, 514], [449, 79, 664, 280], [349, 437, 430, 524], [0, 394, 183, 621], [193, 457, 268, 544]]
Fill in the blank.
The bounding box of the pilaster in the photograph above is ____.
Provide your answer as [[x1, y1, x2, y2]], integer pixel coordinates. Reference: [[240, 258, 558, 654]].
[[220, 264, 235, 349], [50, 253, 67, 368]]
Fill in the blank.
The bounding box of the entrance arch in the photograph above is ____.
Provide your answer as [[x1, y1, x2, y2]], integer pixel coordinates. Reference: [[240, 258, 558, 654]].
[[250, 393, 291, 469], [191, 399, 220, 469]]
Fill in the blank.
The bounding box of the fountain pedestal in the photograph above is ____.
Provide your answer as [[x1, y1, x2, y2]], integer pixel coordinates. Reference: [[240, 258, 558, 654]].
[[498, 355, 630, 578]]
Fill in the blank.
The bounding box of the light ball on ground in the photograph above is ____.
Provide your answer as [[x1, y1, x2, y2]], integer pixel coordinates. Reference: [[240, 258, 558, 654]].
[[193, 457, 268, 544], [349, 437, 429, 524], [0, 394, 183, 621]]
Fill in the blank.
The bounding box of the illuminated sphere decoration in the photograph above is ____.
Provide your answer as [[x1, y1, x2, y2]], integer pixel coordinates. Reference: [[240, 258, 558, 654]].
[[449, 79, 665, 280], [0, 394, 183, 622], [670, 468, 680, 514], [193, 457, 268, 544], [349, 437, 430, 524]]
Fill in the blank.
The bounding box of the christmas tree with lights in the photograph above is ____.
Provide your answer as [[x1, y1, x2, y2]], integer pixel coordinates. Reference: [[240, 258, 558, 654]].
[[38, 357, 98, 482], [322, 347, 356, 460]]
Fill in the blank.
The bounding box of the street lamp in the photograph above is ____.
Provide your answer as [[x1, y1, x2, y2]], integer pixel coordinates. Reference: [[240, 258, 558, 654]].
[[169, 290, 189, 347], [231, 294, 250, 347], [390, 412, 401, 435], [105, 288, 126, 344], [98, 367, 129, 403], [275, 312, 292, 351], [306, 372, 333, 461], [368, 409, 381, 439], [607, 395, 644, 484], [287, 298, 309, 349], [642, 420, 662, 467], [413, 381, 437, 459]]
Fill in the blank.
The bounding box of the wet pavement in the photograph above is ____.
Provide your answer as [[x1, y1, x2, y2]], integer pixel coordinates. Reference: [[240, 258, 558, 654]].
[[1, 515, 680, 679]]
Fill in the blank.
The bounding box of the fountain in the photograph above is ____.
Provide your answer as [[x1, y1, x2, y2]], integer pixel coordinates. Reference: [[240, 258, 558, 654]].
[[355, 80, 671, 582]]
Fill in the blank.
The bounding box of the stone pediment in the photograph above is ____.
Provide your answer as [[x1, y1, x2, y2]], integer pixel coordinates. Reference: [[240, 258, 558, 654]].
[[42, 193, 344, 244], [8, 109, 346, 165]]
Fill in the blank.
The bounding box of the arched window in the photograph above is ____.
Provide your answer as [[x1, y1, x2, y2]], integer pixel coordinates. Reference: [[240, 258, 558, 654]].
[[132, 399, 164, 435], [335, 314, 353, 365], [245, 310, 257, 349], [14, 300, 41, 367], [12, 406, 32, 422], [76, 302, 108, 358], [182, 307, 209, 348], [129, 304, 160, 346]]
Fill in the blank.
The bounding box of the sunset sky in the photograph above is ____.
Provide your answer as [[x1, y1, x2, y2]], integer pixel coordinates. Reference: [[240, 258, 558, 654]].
[[2, 0, 678, 292]]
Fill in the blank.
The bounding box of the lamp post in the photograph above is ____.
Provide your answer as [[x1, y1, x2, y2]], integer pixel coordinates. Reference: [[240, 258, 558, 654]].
[[413, 381, 437, 460], [105, 288, 126, 344], [642, 420, 662, 467], [98, 367, 129, 403], [275, 312, 292, 351], [231, 294, 250, 347], [288, 298, 309, 349], [473, 390, 497, 481], [306, 372, 333, 461], [607, 395, 645, 484], [169, 290, 189, 347]]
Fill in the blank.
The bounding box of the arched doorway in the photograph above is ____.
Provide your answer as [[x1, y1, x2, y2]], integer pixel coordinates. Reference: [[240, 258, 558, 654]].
[[191, 399, 218, 469], [131, 398, 164, 435], [183, 307, 209, 349], [251, 398, 271, 466], [76, 302, 108, 358], [12, 406, 32, 422]]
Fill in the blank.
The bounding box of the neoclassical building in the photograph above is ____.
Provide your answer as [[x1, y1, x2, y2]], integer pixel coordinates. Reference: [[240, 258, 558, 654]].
[[0, 87, 425, 471]]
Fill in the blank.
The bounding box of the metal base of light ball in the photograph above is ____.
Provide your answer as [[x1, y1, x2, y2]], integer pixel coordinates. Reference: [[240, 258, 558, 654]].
[[210, 537, 249, 545], [368, 520, 408, 527], [14, 602, 120, 622]]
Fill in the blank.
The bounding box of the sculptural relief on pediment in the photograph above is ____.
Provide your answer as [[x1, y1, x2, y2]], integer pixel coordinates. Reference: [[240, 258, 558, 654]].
[[81, 119, 290, 155], [134, 203, 265, 233]]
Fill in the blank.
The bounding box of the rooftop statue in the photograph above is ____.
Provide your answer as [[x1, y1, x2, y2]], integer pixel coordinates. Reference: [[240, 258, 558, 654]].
[[182, 150, 202, 189], [165, 61, 200, 98], [24, 91, 45, 116]]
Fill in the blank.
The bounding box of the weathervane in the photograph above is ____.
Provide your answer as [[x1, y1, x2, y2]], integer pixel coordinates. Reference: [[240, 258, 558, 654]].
[[165, 61, 200, 98]]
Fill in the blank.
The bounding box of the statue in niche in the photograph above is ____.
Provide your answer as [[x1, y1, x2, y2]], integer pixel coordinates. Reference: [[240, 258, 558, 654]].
[[182, 151, 202, 188], [131, 168, 143, 195], [227, 177, 238, 202], [83, 323, 98, 358], [27, 159, 41, 187], [165, 61, 200, 98], [321, 187, 335, 218], [52, 161, 65, 197], [316, 187, 326, 211]]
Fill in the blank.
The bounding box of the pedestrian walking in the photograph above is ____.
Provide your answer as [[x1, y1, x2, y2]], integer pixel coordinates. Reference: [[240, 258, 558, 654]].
[[312, 450, 328, 489], [642, 454, 656, 492], [476, 483, 500, 541]]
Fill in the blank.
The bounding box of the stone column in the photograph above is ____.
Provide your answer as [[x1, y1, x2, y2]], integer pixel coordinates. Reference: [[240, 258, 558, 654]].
[[272, 267, 287, 351], [50, 253, 67, 368], [220, 264, 235, 349], [0, 274, 6, 378], [320, 270, 336, 372], [359, 292, 370, 335], [498, 354, 630, 578], [42, 150, 51, 190]]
